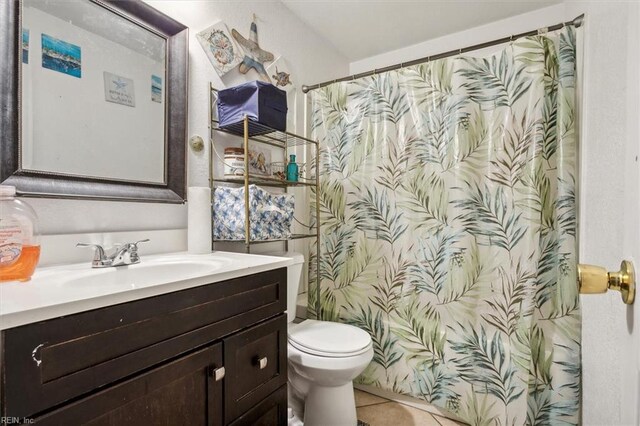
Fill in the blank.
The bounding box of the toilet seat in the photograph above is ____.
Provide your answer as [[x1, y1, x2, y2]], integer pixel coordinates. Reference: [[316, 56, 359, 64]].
[[288, 319, 372, 358]]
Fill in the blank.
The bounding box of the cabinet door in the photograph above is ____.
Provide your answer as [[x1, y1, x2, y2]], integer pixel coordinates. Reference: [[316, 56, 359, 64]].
[[229, 385, 287, 426], [224, 314, 287, 424], [35, 344, 224, 426]]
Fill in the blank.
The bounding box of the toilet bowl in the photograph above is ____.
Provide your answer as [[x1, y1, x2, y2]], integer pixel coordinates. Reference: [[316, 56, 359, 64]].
[[272, 252, 373, 426], [288, 319, 373, 426]]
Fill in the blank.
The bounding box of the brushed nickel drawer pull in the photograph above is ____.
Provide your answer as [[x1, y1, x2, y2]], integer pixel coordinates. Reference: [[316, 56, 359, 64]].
[[257, 356, 268, 370], [210, 366, 225, 381]]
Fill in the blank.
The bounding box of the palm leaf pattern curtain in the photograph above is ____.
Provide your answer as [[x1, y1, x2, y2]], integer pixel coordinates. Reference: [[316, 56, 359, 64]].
[[310, 27, 579, 425]]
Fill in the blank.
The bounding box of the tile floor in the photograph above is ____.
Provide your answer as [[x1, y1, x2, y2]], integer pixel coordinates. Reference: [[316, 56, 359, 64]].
[[355, 389, 467, 426]]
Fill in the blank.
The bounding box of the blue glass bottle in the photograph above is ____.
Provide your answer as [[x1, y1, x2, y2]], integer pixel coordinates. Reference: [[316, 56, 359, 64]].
[[286, 154, 299, 182]]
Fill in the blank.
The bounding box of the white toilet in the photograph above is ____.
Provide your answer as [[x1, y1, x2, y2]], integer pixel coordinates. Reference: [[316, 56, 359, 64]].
[[280, 252, 373, 426]]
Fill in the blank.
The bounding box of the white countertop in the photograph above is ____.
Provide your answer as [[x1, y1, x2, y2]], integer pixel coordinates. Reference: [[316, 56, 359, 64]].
[[0, 251, 294, 330]]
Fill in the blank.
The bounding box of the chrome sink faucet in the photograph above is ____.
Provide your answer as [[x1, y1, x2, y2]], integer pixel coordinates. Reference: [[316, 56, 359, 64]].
[[77, 239, 150, 268]]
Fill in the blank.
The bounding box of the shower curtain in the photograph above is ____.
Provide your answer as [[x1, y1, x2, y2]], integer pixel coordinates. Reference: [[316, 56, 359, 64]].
[[310, 26, 579, 425]]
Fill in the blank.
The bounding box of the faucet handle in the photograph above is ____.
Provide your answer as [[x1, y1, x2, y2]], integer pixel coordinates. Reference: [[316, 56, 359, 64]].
[[129, 239, 150, 252], [124, 239, 149, 264], [76, 243, 106, 261], [113, 239, 149, 251]]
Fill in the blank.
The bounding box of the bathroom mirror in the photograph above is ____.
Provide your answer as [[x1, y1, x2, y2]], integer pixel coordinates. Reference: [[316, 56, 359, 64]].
[[0, 0, 188, 203]]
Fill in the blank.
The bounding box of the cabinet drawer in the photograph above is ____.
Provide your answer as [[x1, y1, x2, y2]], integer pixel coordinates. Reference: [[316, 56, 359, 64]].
[[1, 268, 286, 417], [229, 385, 288, 426], [35, 344, 223, 426], [224, 314, 287, 424]]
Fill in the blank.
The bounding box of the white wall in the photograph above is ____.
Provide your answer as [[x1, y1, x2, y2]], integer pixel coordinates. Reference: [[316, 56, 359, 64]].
[[25, 1, 349, 248], [348, 2, 640, 424], [23, 7, 165, 183], [349, 4, 566, 75]]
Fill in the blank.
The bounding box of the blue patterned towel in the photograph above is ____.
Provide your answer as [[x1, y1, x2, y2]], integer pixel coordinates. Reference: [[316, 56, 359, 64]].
[[213, 185, 294, 240]]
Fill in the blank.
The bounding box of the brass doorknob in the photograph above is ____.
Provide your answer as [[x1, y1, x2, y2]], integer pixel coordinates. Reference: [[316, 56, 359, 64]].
[[578, 260, 635, 305]]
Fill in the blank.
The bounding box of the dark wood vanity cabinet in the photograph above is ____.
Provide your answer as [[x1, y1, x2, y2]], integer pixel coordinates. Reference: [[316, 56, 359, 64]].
[[0, 268, 288, 425], [35, 343, 225, 425]]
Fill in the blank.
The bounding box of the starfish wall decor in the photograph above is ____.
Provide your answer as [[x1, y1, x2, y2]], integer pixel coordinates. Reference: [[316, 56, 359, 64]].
[[231, 17, 274, 83]]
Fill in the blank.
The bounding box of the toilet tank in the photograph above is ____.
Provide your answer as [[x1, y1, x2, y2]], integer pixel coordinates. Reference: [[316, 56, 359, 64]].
[[269, 251, 305, 323]]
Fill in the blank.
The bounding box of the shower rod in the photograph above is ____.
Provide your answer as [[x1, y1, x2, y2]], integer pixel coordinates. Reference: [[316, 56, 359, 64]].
[[301, 14, 585, 93]]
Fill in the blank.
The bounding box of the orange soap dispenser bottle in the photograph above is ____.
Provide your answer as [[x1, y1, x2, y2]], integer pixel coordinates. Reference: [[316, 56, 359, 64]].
[[0, 185, 41, 282]]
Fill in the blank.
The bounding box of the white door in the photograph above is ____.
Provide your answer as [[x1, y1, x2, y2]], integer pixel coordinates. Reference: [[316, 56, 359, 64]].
[[578, 2, 640, 424]]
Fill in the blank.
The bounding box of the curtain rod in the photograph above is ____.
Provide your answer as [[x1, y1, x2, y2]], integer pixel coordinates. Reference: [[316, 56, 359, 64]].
[[302, 14, 584, 93]]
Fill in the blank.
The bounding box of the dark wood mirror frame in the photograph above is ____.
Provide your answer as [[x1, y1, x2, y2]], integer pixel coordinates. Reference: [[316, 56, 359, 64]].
[[0, 0, 188, 203]]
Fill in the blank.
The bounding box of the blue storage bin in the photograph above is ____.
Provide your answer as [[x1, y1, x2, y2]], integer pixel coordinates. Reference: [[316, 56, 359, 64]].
[[217, 81, 287, 136]]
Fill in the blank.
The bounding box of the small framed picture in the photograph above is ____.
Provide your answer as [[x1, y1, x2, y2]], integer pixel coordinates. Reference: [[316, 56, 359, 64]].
[[104, 71, 135, 107], [41, 33, 81, 78], [248, 146, 271, 176], [266, 56, 293, 92], [196, 21, 242, 77], [151, 75, 162, 103], [22, 29, 29, 64]]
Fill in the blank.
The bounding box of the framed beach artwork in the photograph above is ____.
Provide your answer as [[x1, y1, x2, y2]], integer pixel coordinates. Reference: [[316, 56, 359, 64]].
[[267, 56, 296, 131], [41, 33, 81, 78], [22, 29, 29, 64], [196, 22, 242, 77], [266, 56, 293, 92], [103, 71, 135, 107], [151, 75, 162, 103]]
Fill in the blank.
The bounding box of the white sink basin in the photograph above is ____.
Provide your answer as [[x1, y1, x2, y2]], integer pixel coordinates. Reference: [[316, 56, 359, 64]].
[[0, 251, 295, 331], [61, 259, 227, 289]]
